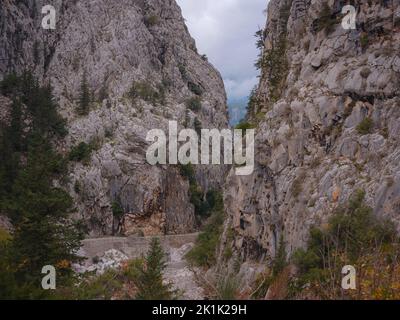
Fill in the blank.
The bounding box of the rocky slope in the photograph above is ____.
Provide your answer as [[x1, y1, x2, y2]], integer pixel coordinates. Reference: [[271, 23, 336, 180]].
[[223, 0, 400, 263], [0, 0, 228, 236]]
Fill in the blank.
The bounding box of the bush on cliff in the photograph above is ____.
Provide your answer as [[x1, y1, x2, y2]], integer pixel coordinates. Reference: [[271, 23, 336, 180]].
[[290, 190, 399, 299], [185, 191, 224, 267]]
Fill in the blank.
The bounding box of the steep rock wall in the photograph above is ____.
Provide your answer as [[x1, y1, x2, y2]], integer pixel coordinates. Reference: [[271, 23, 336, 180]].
[[225, 0, 400, 260], [0, 0, 229, 236]]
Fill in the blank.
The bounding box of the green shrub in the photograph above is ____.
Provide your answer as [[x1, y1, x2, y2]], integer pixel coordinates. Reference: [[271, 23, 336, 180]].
[[74, 181, 81, 194], [129, 81, 164, 105], [292, 190, 398, 297], [215, 274, 240, 300], [356, 117, 373, 135], [178, 64, 188, 81], [317, 2, 337, 34], [360, 67, 371, 78], [179, 163, 196, 184], [188, 82, 203, 96], [235, 121, 255, 130], [76, 269, 123, 300], [112, 201, 124, 219], [185, 194, 224, 267], [69, 142, 93, 163], [144, 15, 159, 27], [186, 96, 202, 112], [0, 73, 20, 96], [179, 164, 222, 218], [291, 178, 303, 198], [0, 227, 11, 244], [360, 34, 369, 50], [272, 236, 287, 277]]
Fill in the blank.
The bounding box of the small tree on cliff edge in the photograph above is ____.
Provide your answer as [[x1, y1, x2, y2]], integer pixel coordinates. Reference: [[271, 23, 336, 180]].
[[135, 238, 178, 300]]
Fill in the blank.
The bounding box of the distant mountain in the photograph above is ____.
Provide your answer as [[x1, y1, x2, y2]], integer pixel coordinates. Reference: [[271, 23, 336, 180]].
[[228, 96, 248, 126]]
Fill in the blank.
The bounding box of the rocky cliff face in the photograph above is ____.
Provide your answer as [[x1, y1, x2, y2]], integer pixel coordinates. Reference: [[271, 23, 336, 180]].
[[0, 0, 228, 236], [224, 0, 400, 261]]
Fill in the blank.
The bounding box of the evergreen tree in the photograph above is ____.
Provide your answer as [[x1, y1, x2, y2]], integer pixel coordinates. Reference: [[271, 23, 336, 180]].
[[0, 72, 83, 299], [78, 71, 90, 115], [135, 238, 177, 300]]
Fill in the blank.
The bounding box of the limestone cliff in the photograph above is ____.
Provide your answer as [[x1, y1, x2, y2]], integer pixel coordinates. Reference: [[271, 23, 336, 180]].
[[224, 0, 400, 262], [0, 0, 228, 236]]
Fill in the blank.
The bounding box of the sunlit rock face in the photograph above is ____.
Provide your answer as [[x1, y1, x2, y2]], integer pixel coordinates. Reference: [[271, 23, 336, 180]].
[[224, 0, 400, 260], [0, 0, 228, 236]]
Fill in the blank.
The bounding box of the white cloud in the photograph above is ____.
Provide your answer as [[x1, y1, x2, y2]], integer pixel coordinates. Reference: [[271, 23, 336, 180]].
[[224, 76, 259, 100], [176, 0, 267, 100]]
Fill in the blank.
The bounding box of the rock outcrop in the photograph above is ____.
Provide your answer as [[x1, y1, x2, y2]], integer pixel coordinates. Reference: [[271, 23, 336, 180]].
[[0, 0, 228, 236], [225, 0, 400, 261]]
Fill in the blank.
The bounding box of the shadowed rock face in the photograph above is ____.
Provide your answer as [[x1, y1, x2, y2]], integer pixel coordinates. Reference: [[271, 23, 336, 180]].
[[0, 0, 228, 236], [225, 0, 400, 260]]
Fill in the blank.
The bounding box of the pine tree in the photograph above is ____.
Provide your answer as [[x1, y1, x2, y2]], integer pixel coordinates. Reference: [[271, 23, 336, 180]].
[[0, 72, 83, 298], [272, 236, 287, 277], [135, 238, 177, 300], [78, 71, 90, 115]]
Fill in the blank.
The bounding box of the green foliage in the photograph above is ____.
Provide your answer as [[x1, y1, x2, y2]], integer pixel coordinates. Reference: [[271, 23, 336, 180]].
[[185, 192, 224, 267], [272, 236, 287, 277], [216, 274, 240, 300], [246, 86, 260, 117], [144, 14, 159, 27], [291, 178, 303, 198], [0, 72, 84, 299], [179, 164, 220, 218], [62, 258, 144, 300], [78, 71, 90, 116], [235, 121, 255, 131], [356, 117, 374, 135], [74, 181, 81, 194], [186, 96, 202, 112], [188, 81, 203, 96], [69, 142, 93, 163], [255, 3, 291, 103], [317, 2, 337, 34], [0, 72, 68, 137], [0, 228, 11, 246], [292, 190, 397, 293], [179, 163, 196, 184], [360, 34, 369, 50], [112, 201, 124, 219], [129, 81, 165, 105], [250, 237, 287, 299], [178, 64, 188, 82], [0, 73, 20, 96], [360, 67, 371, 79], [135, 238, 178, 300]]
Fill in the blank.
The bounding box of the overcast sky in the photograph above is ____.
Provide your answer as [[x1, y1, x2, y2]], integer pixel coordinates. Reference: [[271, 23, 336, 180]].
[[176, 0, 267, 102]]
